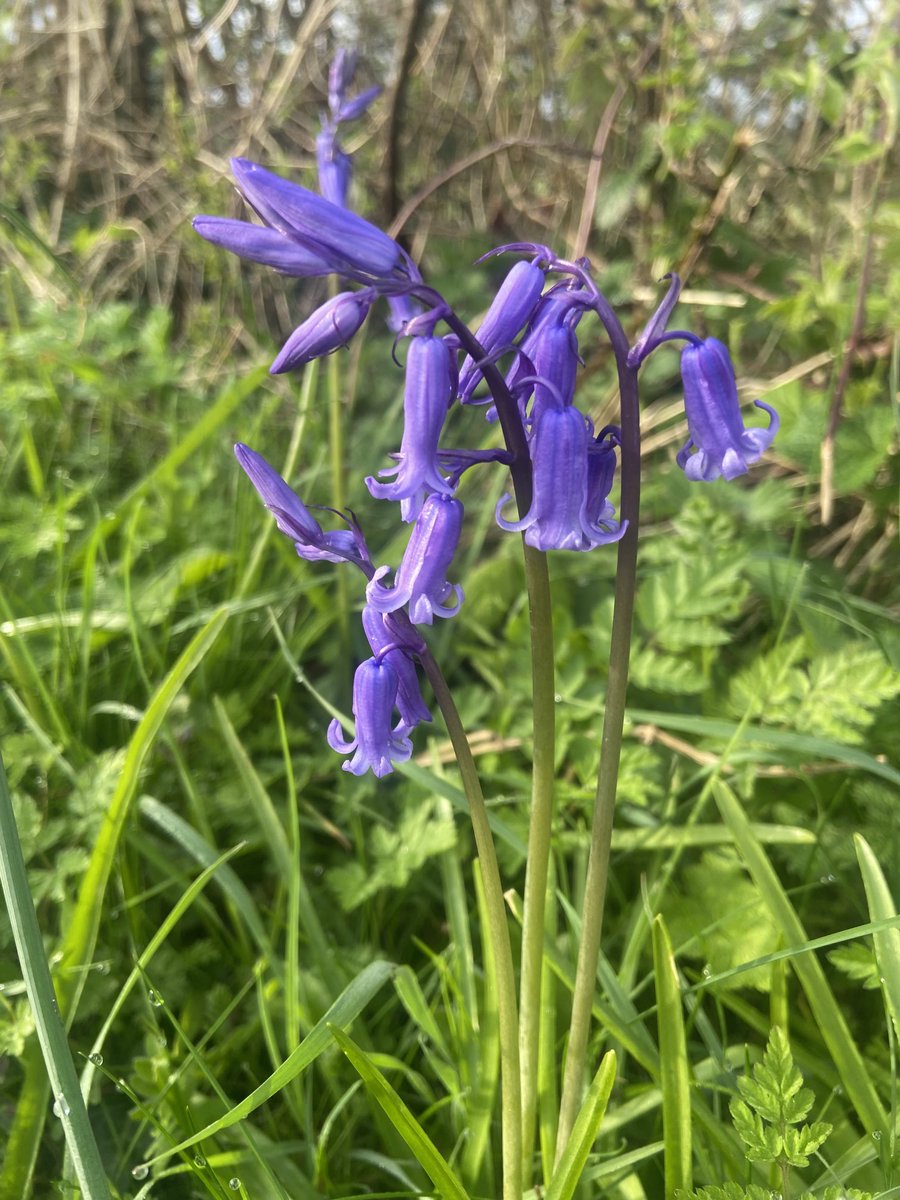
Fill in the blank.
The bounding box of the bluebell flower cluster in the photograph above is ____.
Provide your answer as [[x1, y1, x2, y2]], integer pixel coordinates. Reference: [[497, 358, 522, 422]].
[[195, 55, 777, 777]]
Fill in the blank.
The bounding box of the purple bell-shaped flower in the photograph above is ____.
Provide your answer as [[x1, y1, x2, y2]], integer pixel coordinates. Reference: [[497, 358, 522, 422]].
[[366, 493, 464, 624], [361, 607, 432, 729], [327, 656, 413, 777], [458, 259, 546, 400], [234, 443, 368, 567], [677, 337, 779, 481], [270, 290, 375, 374], [366, 333, 455, 521], [496, 406, 624, 551]]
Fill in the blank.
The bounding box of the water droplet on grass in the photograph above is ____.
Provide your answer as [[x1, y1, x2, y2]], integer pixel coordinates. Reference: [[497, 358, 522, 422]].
[[228, 1179, 242, 1192], [52, 1097, 70, 1118], [148, 988, 163, 1007], [88, 1052, 103, 1066], [131, 1164, 150, 1180], [193, 1155, 207, 1168]]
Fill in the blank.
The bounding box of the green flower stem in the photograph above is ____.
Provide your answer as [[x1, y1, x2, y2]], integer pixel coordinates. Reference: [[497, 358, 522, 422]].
[[555, 354, 641, 1163], [0, 748, 111, 1200], [518, 541, 556, 1184], [419, 649, 522, 1200]]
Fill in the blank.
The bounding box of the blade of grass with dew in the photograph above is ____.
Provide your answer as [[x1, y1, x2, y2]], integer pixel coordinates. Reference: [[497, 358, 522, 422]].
[[0, 610, 227, 1200], [76, 843, 246, 1105], [652, 915, 692, 1199], [140, 959, 395, 1170], [544, 1050, 616, 1200], [329, 1024, 471, 1200], [714, 779, 888, 1134], [138, 796, 272, 958], [854, 834, 900, 1045], [132, 977, 306, 1200], [0, 749, 111, 1200]]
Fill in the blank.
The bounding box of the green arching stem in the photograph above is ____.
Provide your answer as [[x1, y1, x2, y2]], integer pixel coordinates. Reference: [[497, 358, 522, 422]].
[[555, 329, 641, 1162], [517, 541, 556, 1183], [435, 299, 557, 1183], [418, 648, 522, 1200]]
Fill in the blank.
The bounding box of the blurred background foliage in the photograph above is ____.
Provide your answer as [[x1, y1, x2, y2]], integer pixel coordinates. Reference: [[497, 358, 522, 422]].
[[1, 0, 899, 1196]]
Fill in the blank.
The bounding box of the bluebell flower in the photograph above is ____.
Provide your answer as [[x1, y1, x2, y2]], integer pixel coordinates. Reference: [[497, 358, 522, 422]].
[[585, 426, 620, 526], [327, 656, 413, 777], [367, 493, 464, 624], [194, 157, 413, 287], [496, 406, 624, 551], [192, 217, 333, 277], [316, 131, 353, 208], [317, 50, 381, 208], [458, 259, 546, 399], [676, 337, 779, 481], [361, 606, 432, 728], [234, 443, 369, 567], [366, 333, 455, 520], [270, 290, 375, 374]]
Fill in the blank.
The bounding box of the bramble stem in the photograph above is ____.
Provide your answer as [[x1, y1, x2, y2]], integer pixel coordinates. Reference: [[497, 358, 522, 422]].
[[556, 327, 641, 1162], [418, 650, 522, 1200]]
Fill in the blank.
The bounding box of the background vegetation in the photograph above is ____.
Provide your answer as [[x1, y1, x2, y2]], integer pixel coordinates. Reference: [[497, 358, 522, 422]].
[[1, 0, 898, 1197]]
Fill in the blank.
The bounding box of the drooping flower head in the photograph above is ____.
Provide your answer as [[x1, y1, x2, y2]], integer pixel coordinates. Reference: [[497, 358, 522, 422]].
[[234, 443, 370, 568], [367, 493, 464, 625], [193, 157, 416, 288], [366, 331, 455, 521], [361, 607, 432, 729], [326, 656, 413, 777], [496, 405, 624, 551], [270, 290, 375, 374], [676, 337, 779, 482], [458, 258, 547, 401]]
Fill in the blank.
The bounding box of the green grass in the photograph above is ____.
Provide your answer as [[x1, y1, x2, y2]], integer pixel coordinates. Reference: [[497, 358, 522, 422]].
[[1, 211, 899, 1200]]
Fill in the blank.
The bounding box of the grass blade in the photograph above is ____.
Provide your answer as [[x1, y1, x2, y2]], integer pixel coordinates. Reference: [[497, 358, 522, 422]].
[[652, 914, 692, 1199], [854, 833, 900, 1044], [0, 609, 227, 1200], [57, 608, 229, 1020], [141, 959, 396, 1169], [330, 1024, 471, 1200], [714, 780, 887, 1134], [0, 749, 111, 1199], [544, 1050, 616, 1200]]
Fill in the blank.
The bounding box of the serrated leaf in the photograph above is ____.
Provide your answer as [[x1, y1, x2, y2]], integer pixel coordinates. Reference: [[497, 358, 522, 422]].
[[827, 943, 881, 989], [782, 1084, 814, 1124], [737, 1077, 782, 1123]]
